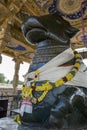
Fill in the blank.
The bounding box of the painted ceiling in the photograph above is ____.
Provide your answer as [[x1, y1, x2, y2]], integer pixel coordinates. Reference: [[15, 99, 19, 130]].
[[0, 0, 87, 63]]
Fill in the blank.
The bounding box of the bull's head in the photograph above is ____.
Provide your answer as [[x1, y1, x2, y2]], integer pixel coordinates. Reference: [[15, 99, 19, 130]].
[[22, 13, 79, 46]]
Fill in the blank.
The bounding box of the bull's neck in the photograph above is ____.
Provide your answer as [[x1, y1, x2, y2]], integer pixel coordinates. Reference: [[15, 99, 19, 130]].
[[29, 41, 69, 72]]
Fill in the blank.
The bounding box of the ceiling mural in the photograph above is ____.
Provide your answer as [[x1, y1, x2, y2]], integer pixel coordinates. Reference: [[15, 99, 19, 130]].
[[0, 0, 87, 63], [6, 42, 26, 51]]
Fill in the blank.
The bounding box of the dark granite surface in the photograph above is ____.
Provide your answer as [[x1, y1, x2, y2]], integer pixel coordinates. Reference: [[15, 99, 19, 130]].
[[0, 117, 87, 130]]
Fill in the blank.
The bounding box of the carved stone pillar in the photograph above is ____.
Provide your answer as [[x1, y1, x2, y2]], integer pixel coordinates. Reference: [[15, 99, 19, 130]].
[[13, 58, 22, 94]]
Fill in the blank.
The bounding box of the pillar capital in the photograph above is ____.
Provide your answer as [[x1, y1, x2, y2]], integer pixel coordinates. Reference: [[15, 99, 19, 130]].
[[12, 57, 23, 64]]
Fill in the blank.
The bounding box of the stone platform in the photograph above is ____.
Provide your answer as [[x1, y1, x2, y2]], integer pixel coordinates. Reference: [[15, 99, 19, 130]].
[[0, 117, 87, 130], [0, 117, 48, 130]]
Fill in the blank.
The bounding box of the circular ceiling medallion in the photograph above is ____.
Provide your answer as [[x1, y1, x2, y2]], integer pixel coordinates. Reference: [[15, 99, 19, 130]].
[[49, 0, 87, 19], [57, 0, 82, 15]]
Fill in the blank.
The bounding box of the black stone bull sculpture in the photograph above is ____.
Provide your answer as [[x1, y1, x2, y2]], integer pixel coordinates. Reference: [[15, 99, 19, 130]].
[[21, 13, 87, 129]]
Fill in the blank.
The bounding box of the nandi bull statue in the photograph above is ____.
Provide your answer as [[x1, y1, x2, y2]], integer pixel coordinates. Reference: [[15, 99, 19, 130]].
[[15, 13, 87, 129]]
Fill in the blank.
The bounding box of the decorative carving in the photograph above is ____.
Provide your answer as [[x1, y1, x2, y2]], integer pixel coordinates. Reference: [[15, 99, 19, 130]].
[[16, 11, 29, 21], [36, 0, 49, 8]]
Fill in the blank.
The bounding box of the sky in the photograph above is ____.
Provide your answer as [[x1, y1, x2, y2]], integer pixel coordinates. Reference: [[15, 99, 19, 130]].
[[0, 54, 30, 82]]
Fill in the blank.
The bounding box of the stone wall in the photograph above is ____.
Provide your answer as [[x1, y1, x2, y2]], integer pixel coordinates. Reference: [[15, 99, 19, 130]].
[[0, 83, 22, 96]]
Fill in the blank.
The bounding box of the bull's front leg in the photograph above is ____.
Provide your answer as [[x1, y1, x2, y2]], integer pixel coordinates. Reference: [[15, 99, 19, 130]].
[[49, 87, 87, 128], [49, 95, 72, 128]]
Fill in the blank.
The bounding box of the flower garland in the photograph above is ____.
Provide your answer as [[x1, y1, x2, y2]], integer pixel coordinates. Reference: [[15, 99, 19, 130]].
[[22, 49, 82, 104]]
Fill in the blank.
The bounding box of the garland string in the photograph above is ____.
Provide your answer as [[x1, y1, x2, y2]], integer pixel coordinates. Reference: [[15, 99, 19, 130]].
[[22, 49, 82, 104]]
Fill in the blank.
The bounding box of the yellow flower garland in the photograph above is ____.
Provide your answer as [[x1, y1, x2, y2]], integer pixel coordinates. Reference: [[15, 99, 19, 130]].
[[22, 49, 82, 104]]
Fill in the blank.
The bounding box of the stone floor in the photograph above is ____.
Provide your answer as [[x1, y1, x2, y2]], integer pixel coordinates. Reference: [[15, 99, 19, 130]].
[[0, 117, 18, 130]]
